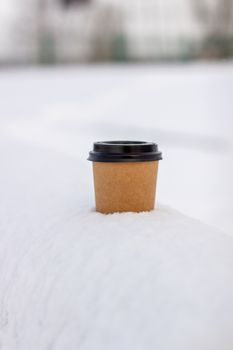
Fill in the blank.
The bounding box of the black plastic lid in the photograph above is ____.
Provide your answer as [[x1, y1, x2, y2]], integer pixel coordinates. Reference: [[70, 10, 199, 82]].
[[88, 141, 162, 163]]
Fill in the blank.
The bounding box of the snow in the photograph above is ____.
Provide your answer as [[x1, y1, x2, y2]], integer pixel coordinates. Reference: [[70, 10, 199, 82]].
[[0, 63, 232, 233], [0, 63, 233, 349]]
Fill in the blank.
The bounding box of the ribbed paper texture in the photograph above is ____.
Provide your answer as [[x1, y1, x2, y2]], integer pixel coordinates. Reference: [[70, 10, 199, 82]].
[[93, 161, 158, 213]]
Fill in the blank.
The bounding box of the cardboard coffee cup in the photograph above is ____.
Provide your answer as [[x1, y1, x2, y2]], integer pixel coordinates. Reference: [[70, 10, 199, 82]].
[[88, 141, 162, 214]]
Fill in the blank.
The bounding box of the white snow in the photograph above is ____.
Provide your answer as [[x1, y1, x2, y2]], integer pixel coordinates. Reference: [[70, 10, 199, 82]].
[[0, 63, 233, 349], [0, 63, 232, 233]]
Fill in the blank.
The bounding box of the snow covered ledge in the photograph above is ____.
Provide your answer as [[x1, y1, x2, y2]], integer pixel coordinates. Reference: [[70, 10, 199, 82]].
[[1, 206, 233, 350]]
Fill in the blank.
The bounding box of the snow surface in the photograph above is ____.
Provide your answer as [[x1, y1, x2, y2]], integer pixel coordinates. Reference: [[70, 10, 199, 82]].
[[0, 63, 233, 349], [0, 63, 232, 233]]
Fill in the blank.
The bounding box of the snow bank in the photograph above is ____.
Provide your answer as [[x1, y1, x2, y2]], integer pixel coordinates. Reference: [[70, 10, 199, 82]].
[[0, 65, 233, 349], [1, 202, 233, 350], [0, 133, 233, 349]]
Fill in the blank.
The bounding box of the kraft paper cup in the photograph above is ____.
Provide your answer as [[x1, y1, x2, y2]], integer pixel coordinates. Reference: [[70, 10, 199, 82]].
[[88, 141, 162, 214]]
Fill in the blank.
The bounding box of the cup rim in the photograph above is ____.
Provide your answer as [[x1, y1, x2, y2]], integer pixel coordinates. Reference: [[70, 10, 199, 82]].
[[88, 140, 162, 163]]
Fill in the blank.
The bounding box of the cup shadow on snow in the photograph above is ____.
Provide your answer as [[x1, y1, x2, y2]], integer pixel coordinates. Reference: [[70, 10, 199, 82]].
[[81, 122, 230, 154]]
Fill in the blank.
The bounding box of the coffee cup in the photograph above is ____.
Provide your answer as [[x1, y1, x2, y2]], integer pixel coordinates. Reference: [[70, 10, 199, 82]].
[[88, 141, 162, 214]]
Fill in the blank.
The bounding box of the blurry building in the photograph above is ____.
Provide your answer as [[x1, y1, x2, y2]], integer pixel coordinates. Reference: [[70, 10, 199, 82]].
[[0, 0, 232, 64]]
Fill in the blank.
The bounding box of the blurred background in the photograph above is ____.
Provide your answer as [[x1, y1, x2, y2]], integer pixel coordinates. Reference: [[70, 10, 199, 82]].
[[0, 0, 232, 235], [1, 0, 233, 64]]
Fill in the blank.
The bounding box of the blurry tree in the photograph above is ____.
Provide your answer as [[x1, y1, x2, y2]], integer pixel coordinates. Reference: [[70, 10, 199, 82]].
[[60, 0, 91, 7], [192, 0, 233, 58], [13, 0, 126, 64], [13, 0, 56, 64], [90, 5, 127, 62], [36, 0, 56, 64]]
